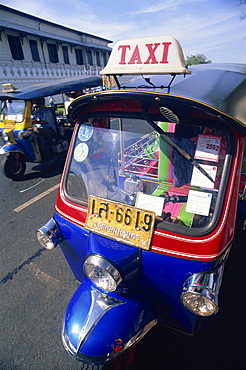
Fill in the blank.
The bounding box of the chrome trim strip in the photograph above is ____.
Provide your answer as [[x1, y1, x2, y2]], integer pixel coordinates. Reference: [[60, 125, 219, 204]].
[[120, 318, 157, 352], [76, 287, 125, 355], [62, 326, 77, 357]]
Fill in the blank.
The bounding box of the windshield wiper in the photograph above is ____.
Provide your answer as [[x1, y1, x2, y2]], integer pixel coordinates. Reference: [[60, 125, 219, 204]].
[[141, 102, 215, 184]]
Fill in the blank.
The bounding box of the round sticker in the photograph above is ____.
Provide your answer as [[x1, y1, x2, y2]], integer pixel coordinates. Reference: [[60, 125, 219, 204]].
[[78, 123, 93, 141], [74, 143, 89, 162]]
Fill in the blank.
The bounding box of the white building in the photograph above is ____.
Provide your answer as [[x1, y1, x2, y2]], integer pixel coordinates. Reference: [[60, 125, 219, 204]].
[[0, 4, 112, 90]]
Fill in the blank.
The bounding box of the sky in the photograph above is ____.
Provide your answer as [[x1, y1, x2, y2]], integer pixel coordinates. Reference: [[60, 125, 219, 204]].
[[1, 0, 246, 63]]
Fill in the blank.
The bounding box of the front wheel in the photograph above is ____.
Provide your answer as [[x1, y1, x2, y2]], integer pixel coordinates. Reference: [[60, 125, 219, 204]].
[[1, 153, 26, 180], [78, 362, 127, 370], [78, 364, 104, 370], [78, 361, 135, 370], [78, 346, 136, 370]]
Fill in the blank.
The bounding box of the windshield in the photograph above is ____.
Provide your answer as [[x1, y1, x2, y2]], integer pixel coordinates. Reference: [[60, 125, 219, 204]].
[[0, 100, 25, 123], [65, 114, 231, 233]]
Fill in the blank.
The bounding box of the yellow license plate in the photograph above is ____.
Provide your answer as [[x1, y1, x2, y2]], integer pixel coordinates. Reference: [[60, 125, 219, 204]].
[[85, 196, 156, 250]]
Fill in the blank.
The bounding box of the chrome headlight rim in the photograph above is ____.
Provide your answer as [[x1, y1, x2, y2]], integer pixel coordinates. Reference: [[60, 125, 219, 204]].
[[84, 254, 122, 292]]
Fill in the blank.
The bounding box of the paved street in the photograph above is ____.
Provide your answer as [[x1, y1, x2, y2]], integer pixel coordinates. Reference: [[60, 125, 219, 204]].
[[0, 153, 245, 370]]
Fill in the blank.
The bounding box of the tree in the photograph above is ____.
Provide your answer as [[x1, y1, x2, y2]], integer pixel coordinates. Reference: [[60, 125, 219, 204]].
[[185, 54, 212, 66], [239, 0, 246, 20]]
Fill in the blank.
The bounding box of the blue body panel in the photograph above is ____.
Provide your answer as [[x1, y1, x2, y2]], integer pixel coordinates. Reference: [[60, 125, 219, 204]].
[[1, 130, 56, 162], [0, 142, 25, 155], [1, 130, 36, 161], [55, 213, 218, 335], [13, 130, 40, 161], [63, 279, 159, 359]]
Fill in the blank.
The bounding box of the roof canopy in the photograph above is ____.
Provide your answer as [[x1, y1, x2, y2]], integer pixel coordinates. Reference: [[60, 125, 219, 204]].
[[70, 63, 246, 132], [0, 76, 102, 100], [120, 63, 246, 128]]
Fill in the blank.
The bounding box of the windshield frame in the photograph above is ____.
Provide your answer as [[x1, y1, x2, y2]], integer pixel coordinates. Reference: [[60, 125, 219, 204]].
[[63, 108, 235, 237], [0, 99, 25, 123]]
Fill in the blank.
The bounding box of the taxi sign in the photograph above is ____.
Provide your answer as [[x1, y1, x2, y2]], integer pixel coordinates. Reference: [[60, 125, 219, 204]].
[[101, 36, 190, 76], [2, 83, 17, 93]]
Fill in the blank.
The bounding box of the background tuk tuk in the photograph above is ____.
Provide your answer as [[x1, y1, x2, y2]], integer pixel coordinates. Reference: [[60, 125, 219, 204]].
[[0, 76, 102, 180]]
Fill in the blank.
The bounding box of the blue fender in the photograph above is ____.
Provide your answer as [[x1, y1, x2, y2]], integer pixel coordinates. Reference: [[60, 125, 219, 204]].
[[62, 279, 159, 365], [0, 143, 25, 156]]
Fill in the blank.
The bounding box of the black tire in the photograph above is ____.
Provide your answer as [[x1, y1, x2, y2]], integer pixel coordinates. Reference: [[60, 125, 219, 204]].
[[78, 360, 136, 370], [77, 347, 136, 370], [1, 153, 26, 180], [78, 363, 105, 370]]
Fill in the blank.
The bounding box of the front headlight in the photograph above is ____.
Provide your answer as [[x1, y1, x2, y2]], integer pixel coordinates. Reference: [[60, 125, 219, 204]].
[[181, 292, 218, 316], [37, 230, 56, 250], [180, 266, 224, 316], [36, 218, 61, 250], [2, 130, 9, 142], [84, 254, 122, 292], [18, 130, 32, 140], [17, 131, 24, 140]]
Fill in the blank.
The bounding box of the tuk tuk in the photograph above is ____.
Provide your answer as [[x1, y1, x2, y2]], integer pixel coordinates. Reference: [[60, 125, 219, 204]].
[[0, 76, 102, 180], [37, 37, 246, 369]]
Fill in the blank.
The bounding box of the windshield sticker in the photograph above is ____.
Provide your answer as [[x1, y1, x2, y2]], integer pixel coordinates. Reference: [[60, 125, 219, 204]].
[[191, 164, 217, 189], [135, 192, 164, 216], [16, 114, 23, 122], [6, 115, 17, 121], [186, 190, 212, 216], [74, 143, 89, 162], [194, 135, 221, 162], [78, 123, 93, 141]]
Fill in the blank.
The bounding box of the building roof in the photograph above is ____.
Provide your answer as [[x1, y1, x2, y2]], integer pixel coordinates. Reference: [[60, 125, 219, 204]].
[[0, 4, 112, 50]]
